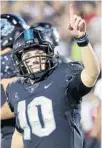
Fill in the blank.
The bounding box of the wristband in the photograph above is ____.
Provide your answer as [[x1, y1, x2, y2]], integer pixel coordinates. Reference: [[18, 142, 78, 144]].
[[74, 34, 89, 47]]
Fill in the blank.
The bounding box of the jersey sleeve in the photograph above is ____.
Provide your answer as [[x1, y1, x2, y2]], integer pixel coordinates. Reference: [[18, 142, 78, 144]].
[[6, 84, 14, 112], [66, 62, 92, 105], [0, 52, 17, 79], [1, 84, 7, 106]]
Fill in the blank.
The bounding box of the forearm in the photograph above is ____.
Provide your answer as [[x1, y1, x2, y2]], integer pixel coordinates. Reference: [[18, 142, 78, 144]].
[[68, 4, 100, 87], [11, 129, 23, 148], [0, 48, 11, 55], [80, 43, 100, 87], [1, 77, 19, 91], [0, 102, 15, 120]]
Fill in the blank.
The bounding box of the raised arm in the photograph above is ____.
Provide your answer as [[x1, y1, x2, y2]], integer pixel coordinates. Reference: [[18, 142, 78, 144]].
[[68, 4, 100, 87]]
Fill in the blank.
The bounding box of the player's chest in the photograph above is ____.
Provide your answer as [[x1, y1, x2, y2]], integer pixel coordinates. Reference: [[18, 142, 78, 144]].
[[12, 79, 67, 113], [12, 72, 69, 107]]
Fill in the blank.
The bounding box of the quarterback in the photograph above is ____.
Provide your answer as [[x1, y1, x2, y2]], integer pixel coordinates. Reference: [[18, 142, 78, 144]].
[[3, 4, 100, 148]]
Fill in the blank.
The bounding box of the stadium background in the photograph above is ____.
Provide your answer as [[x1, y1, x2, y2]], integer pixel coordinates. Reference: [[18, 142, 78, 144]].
[[1, 1, 102, 148]]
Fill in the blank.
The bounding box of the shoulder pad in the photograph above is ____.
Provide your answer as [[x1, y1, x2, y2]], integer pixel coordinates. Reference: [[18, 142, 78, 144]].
[[67, 61, 83, 76]]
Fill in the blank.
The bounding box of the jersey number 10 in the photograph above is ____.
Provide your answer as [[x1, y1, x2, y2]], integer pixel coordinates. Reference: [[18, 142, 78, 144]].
[[17, 96, 56, 140]]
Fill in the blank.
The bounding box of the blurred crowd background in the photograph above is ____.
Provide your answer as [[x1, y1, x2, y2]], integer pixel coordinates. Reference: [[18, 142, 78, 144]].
[[1, 1, 102, 148], [1, 1, 101, 64]]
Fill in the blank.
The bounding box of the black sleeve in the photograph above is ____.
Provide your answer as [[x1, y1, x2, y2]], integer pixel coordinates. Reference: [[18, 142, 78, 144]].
[[0, 84, 6, 107], [6, 84, 14, 112], [66, 61, 93, 106], [69, 74, 92, 97]]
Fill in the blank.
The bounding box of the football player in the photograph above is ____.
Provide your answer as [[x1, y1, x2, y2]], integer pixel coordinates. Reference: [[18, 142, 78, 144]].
[[4, 4, 100, 148], [0, 14, 28, 148]]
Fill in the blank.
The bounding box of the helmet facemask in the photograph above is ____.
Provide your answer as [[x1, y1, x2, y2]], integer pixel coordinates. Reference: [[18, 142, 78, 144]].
[[13, 45, 56, 82]]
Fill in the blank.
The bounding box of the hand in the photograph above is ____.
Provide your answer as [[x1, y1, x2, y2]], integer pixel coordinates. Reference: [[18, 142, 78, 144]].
[[68, 4, 86, 38], [90, 106, 101, 140]]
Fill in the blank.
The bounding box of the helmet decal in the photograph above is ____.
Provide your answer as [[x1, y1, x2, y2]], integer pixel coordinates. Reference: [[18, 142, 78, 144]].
[[1, 14, 29, 50], [0, 18, 15, 36], [24, 29, 34, 42]]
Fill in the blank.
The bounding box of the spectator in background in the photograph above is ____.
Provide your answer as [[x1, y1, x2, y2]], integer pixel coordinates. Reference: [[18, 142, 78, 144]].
[[54, 40, 71, 63], [80, 1, 97, 24], [88, 17, 101, 71], [71, 41, 82, 62], [81, 79, 101, 148]]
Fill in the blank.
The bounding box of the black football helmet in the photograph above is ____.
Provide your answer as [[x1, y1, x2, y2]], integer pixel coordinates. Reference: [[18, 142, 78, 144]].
[[13, 23, 60, 82], [0, 14, 28, 50], [33, 22, 60, 46]]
